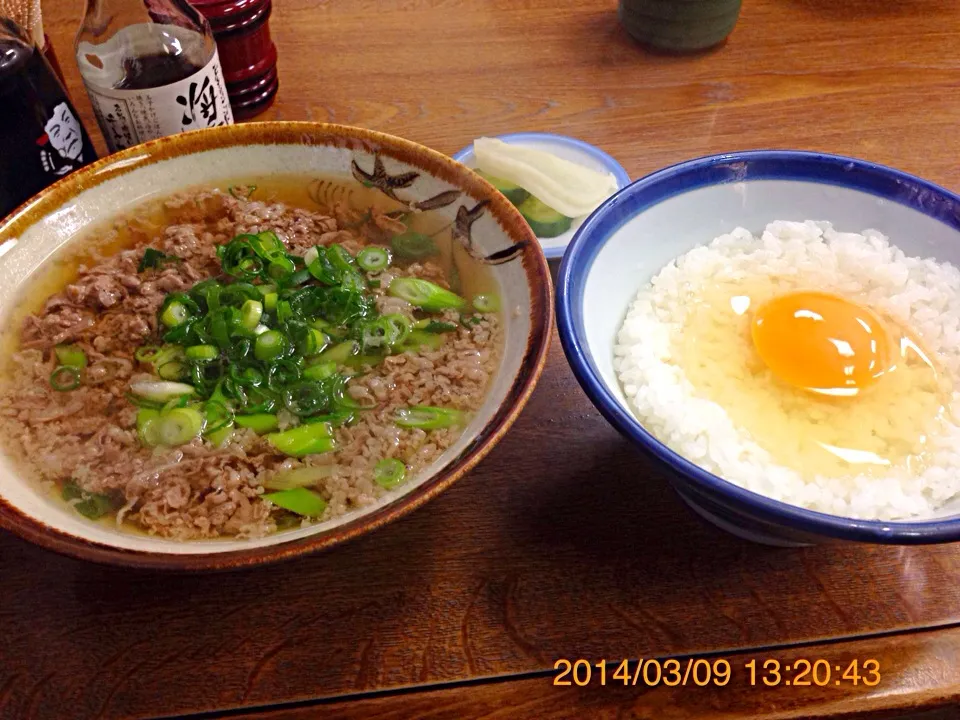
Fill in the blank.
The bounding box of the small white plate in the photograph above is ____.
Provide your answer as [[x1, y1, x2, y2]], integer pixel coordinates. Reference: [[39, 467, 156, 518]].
[[452, 132, 631, 259]]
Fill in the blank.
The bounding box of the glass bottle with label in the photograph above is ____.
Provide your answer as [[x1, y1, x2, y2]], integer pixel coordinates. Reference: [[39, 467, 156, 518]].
[[0, 17, 97, 219], [75, 0, 234, 153]]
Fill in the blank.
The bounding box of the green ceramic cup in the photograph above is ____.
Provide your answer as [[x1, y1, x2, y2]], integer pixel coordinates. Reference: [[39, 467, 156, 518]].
[[619, 0, 742, 52]]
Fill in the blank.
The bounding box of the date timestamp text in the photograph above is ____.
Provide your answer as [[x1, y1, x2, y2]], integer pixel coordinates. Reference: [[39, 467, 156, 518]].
[[553, 657, 881, 688]]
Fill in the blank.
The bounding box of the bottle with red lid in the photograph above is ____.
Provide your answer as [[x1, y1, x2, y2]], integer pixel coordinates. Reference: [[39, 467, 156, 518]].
[[192, 0, 278, 119]]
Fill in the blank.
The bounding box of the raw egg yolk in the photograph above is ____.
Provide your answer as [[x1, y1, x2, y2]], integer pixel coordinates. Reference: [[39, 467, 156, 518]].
[[751, 291, 892, 396]]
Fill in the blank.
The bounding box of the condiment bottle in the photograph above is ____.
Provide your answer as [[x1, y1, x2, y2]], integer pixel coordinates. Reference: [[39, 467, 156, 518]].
[[0, 17, 97, 219], [192, 0, 278, 119], [75, 0, 234, 153]]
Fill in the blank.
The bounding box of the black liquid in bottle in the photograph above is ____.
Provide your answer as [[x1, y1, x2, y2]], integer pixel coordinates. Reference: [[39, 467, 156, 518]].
[[115, 52, 204, 90], [0, 18, 97, 219]]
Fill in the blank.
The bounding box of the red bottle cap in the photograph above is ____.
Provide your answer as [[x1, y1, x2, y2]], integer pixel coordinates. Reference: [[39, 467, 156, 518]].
[[192, 0, 278, 119]]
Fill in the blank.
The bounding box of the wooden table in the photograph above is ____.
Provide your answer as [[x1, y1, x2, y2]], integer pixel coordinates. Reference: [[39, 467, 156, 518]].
[[4, 1, 960, 718]]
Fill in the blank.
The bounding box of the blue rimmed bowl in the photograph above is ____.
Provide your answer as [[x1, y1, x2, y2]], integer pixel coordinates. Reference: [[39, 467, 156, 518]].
[[556, 150, 960, 546], [452, 132, 631, 260]]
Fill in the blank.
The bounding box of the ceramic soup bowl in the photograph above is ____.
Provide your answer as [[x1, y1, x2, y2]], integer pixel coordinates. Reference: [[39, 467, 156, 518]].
[[0, 122, 552, 569]]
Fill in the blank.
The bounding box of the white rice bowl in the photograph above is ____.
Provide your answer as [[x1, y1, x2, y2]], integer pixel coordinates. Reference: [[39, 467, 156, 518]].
[[614, 220, 960, 521]]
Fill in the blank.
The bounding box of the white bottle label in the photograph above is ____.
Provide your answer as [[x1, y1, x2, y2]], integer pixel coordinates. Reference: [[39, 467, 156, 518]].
[[82, 50, 234, 153]]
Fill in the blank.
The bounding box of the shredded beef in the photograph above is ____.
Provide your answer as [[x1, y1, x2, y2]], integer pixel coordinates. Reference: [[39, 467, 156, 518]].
[[0, 189, 501, 540]]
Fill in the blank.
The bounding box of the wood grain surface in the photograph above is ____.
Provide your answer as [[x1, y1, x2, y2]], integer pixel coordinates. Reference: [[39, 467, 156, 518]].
[[3, 0, 960, 718], [253, 626, 960, 720]]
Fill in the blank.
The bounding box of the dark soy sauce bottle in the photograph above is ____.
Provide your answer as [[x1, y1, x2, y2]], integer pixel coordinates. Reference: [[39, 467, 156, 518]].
[[0, 17, 97, 219], [75, 0, 234, 153]]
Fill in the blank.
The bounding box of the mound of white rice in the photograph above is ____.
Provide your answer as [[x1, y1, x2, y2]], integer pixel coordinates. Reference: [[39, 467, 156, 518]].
[[614, 220, 960, 520]]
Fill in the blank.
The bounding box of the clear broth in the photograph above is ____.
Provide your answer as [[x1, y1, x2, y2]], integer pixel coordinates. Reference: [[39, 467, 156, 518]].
[[3, 174, 501, 536]]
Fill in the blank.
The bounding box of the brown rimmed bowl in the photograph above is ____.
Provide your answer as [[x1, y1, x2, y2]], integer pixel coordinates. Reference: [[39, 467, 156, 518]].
[[0, 122, 552, 570]]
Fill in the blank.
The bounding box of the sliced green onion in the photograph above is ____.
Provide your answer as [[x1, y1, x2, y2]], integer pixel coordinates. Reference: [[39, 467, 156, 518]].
[[228, 184, 257, 200], [344, 353, 385, 369], [124, 392, 165, 410], [254, 330, 289, 361], [62, 481, 117, 520], [289, 324, 327, 357], [240, 299, 264, 330], [268, 255, 297, 281], [185, 344, 219, 361], [276, 300, 293, 324], [283, 381, 333, 416], [220, 282, 261, 308], [388, 278, 466, 312], [415, 320, 458, 334], [236, 366, 266, 387], [400, 330, 445, 352], [314, 340, 358, 366], [134, 345, 162, 363], [308, 328, 328, 356], [303, 362, 337, 381], [161, 395, 190, 414], [137, 408, 162, 446], [55, 344, 87, 368], [357, 246, 391, 272], [266, 422, 335, 457], [157, 345, 186, 364], [304, 409, 355, 427], [234, 413, 279, 434], [218, 237, 265, 280], [263, 465, 334, 490], [202, 400, 234, 434], [129, 380, 196, 402], [250, 231, 284, 258], [161, 318, 194, 346], [340, 269, 367, 292], [360, 314, 411, 350], [207, 426, 235, 447], [329, 244, 357, 272], [189, 278, 221, 309], [158, 407, 205, 446], [385, 314, 412, 344], [391, 231, 439, 259], [50, 366, 80, 392], [161, 300, 191, 328], [394, 405, 465, 430], [158, 359, 188, 380], [263, 292, 278, 311], [266, 357, 304, 391], [374, 458, 406, 489], [263, 487, 328, 517], [472, 294, 500, 313], [287, 268, 312, 287], [138, 248, 180, 273]]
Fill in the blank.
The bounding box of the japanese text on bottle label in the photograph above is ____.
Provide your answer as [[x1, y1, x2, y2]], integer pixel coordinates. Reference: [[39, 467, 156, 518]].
[[83, 50, 233, 153]]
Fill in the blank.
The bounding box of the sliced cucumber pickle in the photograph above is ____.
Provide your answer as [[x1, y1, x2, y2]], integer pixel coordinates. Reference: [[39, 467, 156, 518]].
[[475, 169, 529, 207], [517, 195, 573, 238]]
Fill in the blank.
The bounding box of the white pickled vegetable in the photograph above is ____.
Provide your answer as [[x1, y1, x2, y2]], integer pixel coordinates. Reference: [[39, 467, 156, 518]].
[[473, 137, 618, 218]]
